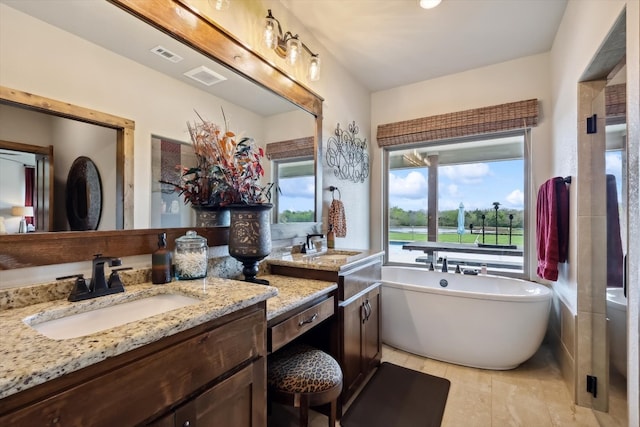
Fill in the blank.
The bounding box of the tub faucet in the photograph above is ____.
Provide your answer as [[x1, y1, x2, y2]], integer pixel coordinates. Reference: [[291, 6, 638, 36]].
[[441, 257, 448, 273]]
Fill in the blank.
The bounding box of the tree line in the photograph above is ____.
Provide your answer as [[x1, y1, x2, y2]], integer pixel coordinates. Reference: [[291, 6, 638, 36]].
[[279, 209, 314, 222], [389, 206, 524, 229]]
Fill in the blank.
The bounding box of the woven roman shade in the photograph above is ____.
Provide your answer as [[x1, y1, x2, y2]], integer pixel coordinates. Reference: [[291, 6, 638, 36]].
[[605, 84, 626, 124], [377, 99, 539, 147], [266, 136, 314, 160]]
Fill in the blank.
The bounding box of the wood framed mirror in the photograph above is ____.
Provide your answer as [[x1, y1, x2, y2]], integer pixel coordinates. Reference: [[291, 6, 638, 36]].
[[0, 0, 323, 270]]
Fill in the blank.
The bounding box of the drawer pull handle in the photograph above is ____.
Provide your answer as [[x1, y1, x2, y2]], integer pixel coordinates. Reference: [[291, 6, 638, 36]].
[[298, 313, 318, 326]]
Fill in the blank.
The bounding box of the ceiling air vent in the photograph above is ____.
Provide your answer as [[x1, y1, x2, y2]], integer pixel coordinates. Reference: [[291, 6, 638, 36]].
[[184, 66, 227, 86], [150, 45, 183, 63]]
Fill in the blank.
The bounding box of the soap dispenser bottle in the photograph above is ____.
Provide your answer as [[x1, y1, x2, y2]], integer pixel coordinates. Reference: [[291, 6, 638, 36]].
[[327, 224, 335, 249], [152, 232, 172, 284]]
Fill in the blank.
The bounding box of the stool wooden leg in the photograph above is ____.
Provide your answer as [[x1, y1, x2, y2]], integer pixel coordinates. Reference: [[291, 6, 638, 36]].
[[299, 400, 309, 427], [328, 399, 337, 427]]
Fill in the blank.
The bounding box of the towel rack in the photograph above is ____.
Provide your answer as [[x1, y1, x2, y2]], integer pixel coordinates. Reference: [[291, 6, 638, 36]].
[[563, 176, 571, 184], [329, 186, 341, 200]]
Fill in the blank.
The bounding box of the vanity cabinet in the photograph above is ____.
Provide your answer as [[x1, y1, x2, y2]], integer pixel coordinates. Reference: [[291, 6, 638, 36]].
[[339, 264, 382, 404], [340, 284, 381, 402], [268, 254, 382, 407], [148, 361, 264, 427], [0, 304, 267, 427]]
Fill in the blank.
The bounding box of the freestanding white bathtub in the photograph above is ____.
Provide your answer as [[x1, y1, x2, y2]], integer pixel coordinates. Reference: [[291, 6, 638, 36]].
[[607, 287, 628, 378], [381, 266, 552, 370]]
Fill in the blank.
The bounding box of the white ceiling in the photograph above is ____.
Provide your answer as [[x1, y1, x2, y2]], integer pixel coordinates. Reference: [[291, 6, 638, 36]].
[[3, 0, 568, 110], [281, 0, 569, 91]]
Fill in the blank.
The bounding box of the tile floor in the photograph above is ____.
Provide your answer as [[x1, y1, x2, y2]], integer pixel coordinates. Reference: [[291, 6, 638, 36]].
[[268, 343, 628, 427]]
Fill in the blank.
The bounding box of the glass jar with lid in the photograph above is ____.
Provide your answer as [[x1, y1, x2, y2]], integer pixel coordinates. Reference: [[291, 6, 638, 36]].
[[174, 230, 208, 280]]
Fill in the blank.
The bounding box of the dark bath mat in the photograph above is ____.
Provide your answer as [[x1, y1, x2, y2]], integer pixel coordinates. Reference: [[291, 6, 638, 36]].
[[341, 362, 450, 427]]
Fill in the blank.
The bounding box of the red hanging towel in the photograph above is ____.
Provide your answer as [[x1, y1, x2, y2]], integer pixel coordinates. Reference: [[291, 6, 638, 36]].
[[536, 177, 569, 281]]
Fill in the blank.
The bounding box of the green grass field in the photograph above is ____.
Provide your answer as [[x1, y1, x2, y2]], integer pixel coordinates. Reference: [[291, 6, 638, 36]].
[[389, 231, 523, 246]]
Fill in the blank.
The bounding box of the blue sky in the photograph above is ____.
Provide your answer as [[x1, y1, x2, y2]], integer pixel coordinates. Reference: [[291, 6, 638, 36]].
[[278, 176, 315, 212], [389, 160, 525, 212], [276, 152, 622, 214]]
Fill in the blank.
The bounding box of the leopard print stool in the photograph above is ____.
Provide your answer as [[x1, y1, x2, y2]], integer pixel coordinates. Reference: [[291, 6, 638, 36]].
[[268, 344, 343, 427]]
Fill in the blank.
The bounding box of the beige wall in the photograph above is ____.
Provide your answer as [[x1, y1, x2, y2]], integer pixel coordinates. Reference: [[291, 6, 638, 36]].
[[370, 52, 553, 271]]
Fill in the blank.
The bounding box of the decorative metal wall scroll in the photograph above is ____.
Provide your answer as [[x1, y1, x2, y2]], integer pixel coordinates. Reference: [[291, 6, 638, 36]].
[[326, 121, 369, 183]]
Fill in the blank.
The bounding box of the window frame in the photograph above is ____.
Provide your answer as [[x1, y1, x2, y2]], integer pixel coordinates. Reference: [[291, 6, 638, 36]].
[[272, 155, 315, 223], [382, 130, 531, 279]]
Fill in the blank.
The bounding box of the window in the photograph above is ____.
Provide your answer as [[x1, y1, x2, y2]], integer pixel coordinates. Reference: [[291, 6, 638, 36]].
[[273, 157, 315, 223], [385, 132, 527, 276]]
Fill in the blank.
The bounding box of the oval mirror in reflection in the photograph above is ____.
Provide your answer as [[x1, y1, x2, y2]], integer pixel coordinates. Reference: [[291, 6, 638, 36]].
[[65, 156, 102, 231]]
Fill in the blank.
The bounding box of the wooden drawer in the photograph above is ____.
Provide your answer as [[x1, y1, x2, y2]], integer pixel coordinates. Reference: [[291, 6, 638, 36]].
[[340, 260, 382, 301], [269, 296, 335, 352]]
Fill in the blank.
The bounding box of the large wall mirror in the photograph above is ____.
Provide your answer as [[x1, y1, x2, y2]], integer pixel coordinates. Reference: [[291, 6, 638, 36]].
[[0, 0, 323, 269]]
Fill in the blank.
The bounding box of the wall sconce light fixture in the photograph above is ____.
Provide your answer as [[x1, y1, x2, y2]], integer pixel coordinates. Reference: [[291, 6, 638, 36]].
[[263, 9, 321, 81]]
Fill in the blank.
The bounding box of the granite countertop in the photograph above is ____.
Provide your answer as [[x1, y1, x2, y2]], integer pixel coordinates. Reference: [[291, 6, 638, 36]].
[[0, 273, 337, 400], [266, 248, 384, 272], [261, 274, 337, 321]]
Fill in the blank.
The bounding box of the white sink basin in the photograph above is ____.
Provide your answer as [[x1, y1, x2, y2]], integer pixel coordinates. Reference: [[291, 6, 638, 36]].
[[25, 294, 201, 340]]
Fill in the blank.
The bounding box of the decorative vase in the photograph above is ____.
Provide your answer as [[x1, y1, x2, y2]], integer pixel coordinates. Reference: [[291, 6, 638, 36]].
[[192, 205, 230, 227], [228, 203, 272, 284]]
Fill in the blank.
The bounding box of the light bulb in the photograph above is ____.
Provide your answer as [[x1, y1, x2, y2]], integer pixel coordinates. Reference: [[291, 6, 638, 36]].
[[210, 0, 229, 11], [286, 36, 301, 66], [419, 0, 442, 9], [264, 17, 277, 50], [308, 55, 320, 81]]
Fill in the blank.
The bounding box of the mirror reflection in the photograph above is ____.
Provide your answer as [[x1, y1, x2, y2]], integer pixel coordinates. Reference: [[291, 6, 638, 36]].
[[0, 106, 117, 232], [273, 157, 315, 223], [0, 0, 317, 232], [0, 140, 49, 234], [605, 66, 628, 387]]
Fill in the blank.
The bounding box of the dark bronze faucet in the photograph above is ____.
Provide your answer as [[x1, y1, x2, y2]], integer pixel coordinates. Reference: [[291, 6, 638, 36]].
[[66, 254, 126, 302], [305, 233, 324, 251]]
